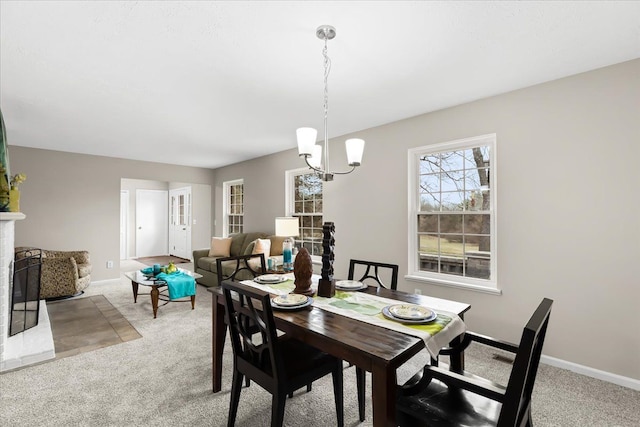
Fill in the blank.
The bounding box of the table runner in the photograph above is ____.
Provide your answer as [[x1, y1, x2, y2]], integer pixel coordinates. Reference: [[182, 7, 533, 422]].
[[242, 278, 466, 358]]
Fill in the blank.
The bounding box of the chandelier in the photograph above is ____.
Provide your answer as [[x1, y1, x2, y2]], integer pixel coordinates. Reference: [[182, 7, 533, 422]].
[[296, 25, 365, 182]]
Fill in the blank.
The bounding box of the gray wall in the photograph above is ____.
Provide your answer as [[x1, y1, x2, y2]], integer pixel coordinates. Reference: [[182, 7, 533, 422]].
[[9, 148, 216, 281], [212, 59, 640, 381], [6, 59, 639, 381]]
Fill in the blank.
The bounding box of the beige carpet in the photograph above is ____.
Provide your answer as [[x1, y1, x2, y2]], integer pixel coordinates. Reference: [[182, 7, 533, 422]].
[[47, 295, 141, 359]]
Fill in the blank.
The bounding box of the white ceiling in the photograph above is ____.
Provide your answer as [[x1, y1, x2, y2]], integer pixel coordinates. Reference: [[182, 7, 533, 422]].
[[1, 1, 639, 169]]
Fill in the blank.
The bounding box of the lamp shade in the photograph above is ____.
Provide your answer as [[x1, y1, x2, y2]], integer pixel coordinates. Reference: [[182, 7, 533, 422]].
[[275, 217, 300, 237], [308, 145, 322, 168], [297, 127, 318, 156], [345, 138, 365, 166]]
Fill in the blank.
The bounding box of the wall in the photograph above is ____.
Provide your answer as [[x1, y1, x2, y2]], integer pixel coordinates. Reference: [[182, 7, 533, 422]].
[[212, 59, 640, 381], [8, 148, 216, 281]]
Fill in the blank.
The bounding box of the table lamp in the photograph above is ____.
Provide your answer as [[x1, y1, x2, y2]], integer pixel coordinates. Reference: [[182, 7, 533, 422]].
[[275, 217, 299, 271]]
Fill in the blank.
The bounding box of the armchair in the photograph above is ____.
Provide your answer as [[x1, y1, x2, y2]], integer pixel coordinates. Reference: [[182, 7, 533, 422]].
[[39, 249, 92, 300]]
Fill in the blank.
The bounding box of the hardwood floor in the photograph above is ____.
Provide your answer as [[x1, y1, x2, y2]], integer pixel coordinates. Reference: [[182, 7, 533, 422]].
[[47, 295, 141, 359]]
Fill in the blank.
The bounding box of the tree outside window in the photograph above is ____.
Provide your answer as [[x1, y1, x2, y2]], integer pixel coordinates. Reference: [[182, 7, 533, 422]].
[[409, 134, 496, 289], [287, 169, 323, 256]]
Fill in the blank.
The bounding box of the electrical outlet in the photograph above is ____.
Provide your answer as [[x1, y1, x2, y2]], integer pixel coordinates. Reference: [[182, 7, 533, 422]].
[[414, 288, 422, 295], [106, 260, 114, 269]]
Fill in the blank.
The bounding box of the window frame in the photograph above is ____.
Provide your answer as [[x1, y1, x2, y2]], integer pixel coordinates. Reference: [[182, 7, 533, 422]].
[[406, 134, 500, 295], [223, 179, 244, 237], [285, 168, 323, 262]]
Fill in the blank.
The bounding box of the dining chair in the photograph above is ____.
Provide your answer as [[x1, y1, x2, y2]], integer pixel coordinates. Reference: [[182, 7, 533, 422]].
[[216, 253, 266, 387], [348, 259, 399, 290], [347, 258, 399, 421], [215, 253, 267, 284], [222, 281, 344, 427], [396, 297, 553, 427]]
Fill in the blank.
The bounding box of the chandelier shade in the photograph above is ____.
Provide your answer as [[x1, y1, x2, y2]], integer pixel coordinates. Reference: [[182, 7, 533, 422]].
[[296, 25, 365, 182]]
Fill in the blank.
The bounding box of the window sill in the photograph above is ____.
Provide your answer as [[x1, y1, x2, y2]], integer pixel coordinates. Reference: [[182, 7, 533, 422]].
[[405, 274, 502, 295]]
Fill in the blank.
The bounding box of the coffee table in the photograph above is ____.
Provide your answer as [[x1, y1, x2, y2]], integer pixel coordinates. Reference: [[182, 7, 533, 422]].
[[125, 269, 202, 318]]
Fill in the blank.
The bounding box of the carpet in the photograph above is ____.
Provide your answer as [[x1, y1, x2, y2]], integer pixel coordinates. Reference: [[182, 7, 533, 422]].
[[1, 263, 638, 427], [134, 255, 191, 266], [47, 295, 141, 359]]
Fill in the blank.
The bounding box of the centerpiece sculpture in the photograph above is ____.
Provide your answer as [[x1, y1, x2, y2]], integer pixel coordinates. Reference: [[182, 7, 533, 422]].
[[317, 222, 336, 297], [293, 247, 314, 296]]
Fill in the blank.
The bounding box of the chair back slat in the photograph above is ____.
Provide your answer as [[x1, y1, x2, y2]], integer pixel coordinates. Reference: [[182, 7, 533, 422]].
[[216, 254, 266, 285], [348, 259, 399, 290], [499, 298, 553, 427]]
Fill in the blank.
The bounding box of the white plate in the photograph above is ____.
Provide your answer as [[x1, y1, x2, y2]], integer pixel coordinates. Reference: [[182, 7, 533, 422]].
[[271, 297, 314, 310], [271, 293, 308, 307], [387, 304, 436, 321], [255, 274, 288, 284], [335, 280, 367, 290], [382, 306, 437, 324]]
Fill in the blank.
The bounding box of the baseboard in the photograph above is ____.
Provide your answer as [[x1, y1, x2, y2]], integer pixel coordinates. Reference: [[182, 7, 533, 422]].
[[541, 355, 640, 391], [88, 279, 121, 287]]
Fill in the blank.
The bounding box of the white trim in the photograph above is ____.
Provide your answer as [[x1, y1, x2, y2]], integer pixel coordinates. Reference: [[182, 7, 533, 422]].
[[284, 167, 309, 214], [405, 274, 502, 295], [285, 167, 323, 262], [222, 178, 243, 237], [540, 355, 640, 391], [408, 134, 498, 291]]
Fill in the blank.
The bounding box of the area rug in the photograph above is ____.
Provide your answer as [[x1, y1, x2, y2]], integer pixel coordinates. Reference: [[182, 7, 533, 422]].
[[134, 255, 191, 266], [46, 295, 141, 359]]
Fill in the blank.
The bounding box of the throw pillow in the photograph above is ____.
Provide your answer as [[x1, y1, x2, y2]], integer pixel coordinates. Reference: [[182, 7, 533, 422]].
[[252, 238, 271, 259], [208, 237, 232, 257]]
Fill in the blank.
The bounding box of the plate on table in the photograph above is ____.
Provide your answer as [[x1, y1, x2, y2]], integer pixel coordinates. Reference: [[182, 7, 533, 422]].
[[335, 280, 367, 291], [271, 295, 313, 310], [382, 305, 437, 324], [387, 304, 437, 321], [255, 274, 288, 284]]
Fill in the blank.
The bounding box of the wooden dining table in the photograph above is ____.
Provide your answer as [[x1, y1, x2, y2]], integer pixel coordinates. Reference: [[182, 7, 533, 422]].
[[208, 283, 470, 427]]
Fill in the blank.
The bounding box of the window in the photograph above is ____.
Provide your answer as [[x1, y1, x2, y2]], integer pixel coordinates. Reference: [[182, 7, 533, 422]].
[[223, 179, 243, 236], [407, 134, 498, 293], [286, 168, 323, 257]]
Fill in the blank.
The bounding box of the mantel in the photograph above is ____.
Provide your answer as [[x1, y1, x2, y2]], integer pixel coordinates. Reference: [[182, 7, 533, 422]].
[[0, 212, 26, 221]]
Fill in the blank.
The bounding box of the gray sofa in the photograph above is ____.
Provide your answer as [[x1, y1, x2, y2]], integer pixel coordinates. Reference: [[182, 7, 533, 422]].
[[193, 232, 286, 287]]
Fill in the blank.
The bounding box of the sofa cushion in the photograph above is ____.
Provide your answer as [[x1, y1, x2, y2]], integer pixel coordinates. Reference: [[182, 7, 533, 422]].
[[235, 232, 268, 256], [268, 235, 286, 256], [197, 256, 219, 273], [209, 237, 232, 257]]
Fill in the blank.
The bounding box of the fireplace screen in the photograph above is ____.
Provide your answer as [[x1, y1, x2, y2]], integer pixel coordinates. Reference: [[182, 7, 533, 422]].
[[10, 248, 42, 336]]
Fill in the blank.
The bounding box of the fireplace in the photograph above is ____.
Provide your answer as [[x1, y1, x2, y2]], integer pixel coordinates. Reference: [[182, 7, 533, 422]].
[[10, 248, 42, 336], [1, 212, 55, 372]]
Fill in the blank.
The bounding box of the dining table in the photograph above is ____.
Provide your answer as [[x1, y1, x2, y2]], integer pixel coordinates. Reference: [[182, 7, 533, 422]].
[[208, 276, 471, 427]]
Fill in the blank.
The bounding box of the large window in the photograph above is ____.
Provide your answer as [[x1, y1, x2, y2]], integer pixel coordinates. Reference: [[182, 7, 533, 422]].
[[407, 134, 498, 293], [286, 168, 323, 257], [223, 179, 243, 236]]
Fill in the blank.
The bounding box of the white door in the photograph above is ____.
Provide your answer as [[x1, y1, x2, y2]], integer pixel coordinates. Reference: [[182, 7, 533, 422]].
[[169, 187, 192, 260], [120, 190, 129, 259], [135, 189, 169, 258]]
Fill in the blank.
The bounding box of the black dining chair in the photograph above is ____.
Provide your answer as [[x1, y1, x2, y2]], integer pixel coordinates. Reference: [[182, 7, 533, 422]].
[[216, 254, 266, 387], [222, 281, 344, 427], [396, 298, 553, 427], [348, 259, 399, 290], [347, 259, 399, 421]]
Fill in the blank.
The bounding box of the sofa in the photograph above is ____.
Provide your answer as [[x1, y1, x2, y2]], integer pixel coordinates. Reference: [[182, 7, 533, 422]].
[[15, 248, 92, 300], [193, 232, 286, 287]]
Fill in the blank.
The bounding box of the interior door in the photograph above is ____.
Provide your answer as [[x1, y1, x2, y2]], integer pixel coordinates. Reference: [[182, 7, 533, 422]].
[[169, 187, 192, 260], [135, 189, 169, 258]]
